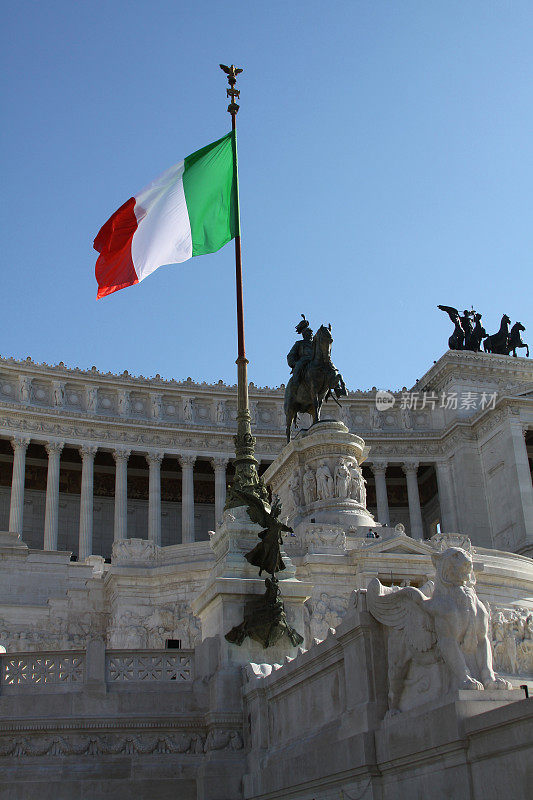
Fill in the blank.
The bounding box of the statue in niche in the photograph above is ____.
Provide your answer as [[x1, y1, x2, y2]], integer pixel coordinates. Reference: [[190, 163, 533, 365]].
[[118, 391, 129, 416], [302, 465, 317, 505], [334, 459, 351, 499], [52, 382, 64, 406], [215, 400, 227, 423], [401, 406, 413, 430], [182, 397, 193, 421], [150, 395, 161, 419], [367, 547, 512, 717], [371, 406, 382, 430], [19, 376, 31, 404], [86, 387, 97, 413], [316, 461, 334, 500], [249, 401, 258, 425], [284, 315, 347, 442]]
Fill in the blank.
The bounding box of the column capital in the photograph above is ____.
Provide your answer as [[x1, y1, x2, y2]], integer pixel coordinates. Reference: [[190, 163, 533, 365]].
[[145, 450, 164, 467], [179, 453, 197, 469], [402, 460, 419, 474], [369, 460, 388, 475], [210, 455, 230, 470], [79, 445, 98, 460], [45, 441, 64, 457], [113, 448, 131, 463], [11, 436, 30, 452]]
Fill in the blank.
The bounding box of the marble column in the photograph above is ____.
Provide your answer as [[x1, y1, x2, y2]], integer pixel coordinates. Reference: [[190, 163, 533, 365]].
[[179, 454, 196, 544], [370, 461, 390, 526], [146, 451, 164, 545], [9, 436, 30, 534], [43, 441, 64, 550], [402, 460, 424, 540], [78, 446, 97, 562], [113, 448, 130, 542], [508, 421, 533, 550], [435, 459, 458, 532], [210, 456, 229, 526]]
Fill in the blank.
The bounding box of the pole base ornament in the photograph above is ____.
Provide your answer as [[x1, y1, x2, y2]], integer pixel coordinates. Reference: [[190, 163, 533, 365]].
[[225, 577, 303, 649]]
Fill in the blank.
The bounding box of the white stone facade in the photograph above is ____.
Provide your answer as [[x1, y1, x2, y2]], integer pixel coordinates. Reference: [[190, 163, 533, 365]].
[[0, 349, 531, 798]]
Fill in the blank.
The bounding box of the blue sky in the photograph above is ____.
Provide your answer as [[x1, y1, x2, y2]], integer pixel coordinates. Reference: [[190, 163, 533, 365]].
[[2, 0, 532, 391]]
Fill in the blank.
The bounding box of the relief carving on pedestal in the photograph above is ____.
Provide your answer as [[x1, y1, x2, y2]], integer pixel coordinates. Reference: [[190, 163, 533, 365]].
[[298, 525, 346, 554], [302, 465, 316, 505], [490, 606, 533, 676], [287, 471, 301, 510], [316, 461, 334, 500], [348, 462, 366, 505], [334, 459, 351, 499]]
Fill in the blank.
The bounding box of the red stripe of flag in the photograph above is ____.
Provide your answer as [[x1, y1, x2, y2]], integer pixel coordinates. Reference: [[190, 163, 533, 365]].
[[94, 197, 139, 299]]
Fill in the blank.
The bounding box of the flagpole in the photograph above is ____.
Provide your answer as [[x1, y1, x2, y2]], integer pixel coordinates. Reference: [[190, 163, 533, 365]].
[[220, 64, 266, 510]]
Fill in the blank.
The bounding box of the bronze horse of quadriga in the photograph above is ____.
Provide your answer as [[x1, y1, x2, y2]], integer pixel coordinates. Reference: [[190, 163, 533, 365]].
[[283, 324, 347, 442], [483, 314, 511, 355], [508, 322, 529, 358]]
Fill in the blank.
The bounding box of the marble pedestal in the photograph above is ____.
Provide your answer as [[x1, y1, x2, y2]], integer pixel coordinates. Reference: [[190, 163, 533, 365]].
[[192, 507, 312, 667], [263, 420, 377, 533]]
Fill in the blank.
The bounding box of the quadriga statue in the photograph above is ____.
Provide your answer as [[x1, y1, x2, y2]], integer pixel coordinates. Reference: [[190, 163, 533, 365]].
[[367, 547, 512, 717]]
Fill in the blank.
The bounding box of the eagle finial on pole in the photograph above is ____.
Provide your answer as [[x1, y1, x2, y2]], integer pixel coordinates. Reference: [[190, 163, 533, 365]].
[[219, 64, 243, 117]]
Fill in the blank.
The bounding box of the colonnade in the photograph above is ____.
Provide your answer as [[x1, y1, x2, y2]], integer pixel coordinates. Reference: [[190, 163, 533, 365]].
[[6, 437, 231, 559], [369, 458, 457, 540], [9, 433, 528, 554]]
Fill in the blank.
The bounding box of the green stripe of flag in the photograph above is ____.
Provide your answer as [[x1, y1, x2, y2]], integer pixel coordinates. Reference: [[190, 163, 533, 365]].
[[183, 130, 239, 257]]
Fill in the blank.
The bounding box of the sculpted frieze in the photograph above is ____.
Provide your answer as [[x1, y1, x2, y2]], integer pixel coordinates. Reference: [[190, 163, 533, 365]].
[[106, 601, 201, 649], [0, 610, 109, 653], [0, 731, 245, 757]]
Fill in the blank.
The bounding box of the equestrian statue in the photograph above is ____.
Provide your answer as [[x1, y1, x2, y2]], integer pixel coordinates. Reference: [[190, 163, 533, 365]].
[[284, 315, 347, 442], [438, 306, 528, 358]]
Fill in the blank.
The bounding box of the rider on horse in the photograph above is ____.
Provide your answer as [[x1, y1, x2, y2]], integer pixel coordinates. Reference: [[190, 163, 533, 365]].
[[284, 316, 348, 441], [287, 315, 314, 387]]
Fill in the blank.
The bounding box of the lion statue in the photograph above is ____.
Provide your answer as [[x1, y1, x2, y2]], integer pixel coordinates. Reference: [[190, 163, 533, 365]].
[[367, 547, 512, 716]]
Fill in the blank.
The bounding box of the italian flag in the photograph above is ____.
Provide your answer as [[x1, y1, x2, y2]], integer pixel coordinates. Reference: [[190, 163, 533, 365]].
[[94, 131, 238, 299]]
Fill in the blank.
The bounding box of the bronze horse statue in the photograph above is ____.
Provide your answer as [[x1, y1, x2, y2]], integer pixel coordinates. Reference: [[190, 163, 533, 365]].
[[284, 324, 347, 442], [483, 314, 511, 355], [508, 322, 529, 357]]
